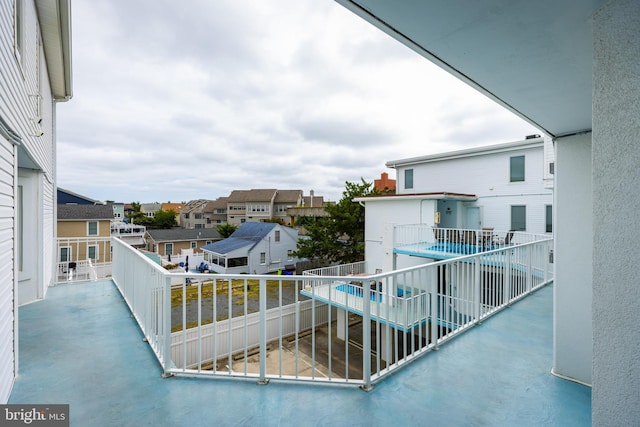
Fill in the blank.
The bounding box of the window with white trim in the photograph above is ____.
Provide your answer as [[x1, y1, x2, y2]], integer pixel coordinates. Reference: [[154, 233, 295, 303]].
[[87, 221, 98, 236], [165, 243, 173, 256], [59, 246, 71, 262], [404, 169, 414, 190], [14, 0, 24, 64], [510, 156, 525, 182], [275, 230, 280, 242], [546, 205, 553, 233], [511, 205, 526, 231], [87, 245, 98, 261], [260, 252, 266, 264]]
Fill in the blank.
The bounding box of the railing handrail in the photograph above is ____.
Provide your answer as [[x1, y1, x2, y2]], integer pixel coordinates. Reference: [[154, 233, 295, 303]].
[[111, 234, 554, 389]]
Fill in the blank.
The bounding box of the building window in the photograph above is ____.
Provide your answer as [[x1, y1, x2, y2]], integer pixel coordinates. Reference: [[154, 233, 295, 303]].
[[511, 205, 526, 231], [87, 221, 98, 236], [546, 205, 553, 233], [59, 246, 71, 262], [260, 252, 266, 264], [275, 230, 280, 242], [87, 245, 98, 261], [165, 243, 173, 256], [404, 169, 414, 190], [14, 0, 24, 63], [191, 241, 197, 249], [510, 156, 525, 182], [195, 213, 202, 219], [287, 249, 294, 260], [195, 224, 204, 229], [241, 218, 246, 223], [228, 257, 248, 268]]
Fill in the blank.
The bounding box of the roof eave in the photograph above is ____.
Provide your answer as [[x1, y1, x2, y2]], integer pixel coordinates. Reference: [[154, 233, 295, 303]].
[[36, 0, 73, 101]]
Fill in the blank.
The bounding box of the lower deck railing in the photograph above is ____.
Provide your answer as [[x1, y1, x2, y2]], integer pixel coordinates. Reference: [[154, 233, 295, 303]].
[[111, 236, 553, 390]]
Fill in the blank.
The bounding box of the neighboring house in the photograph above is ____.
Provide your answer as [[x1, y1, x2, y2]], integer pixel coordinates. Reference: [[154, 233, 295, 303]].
[[181, 199, 212, 229], [227, 189, 303, 226], [145, 228, 221, 258], [302, 190, 324, 208], [373, 172, 396, 194], [57, 204, 112, 265], [110, 203, 125, 221], [358, 136, 553, 272], [1, 0, 72, 403], [57, 187, 99, 205], [162, 202, 185, 226], [111, 221, 147, 248], [140, 202, 161, 219], [338, 1, 637, 423], [204, 197, 229, 226], [286, 190, 330, 228], [202, 222, 298, 274]]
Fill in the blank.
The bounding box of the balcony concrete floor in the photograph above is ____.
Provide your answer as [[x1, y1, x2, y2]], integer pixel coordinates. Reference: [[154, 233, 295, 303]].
[[10, 280, 591, 426]]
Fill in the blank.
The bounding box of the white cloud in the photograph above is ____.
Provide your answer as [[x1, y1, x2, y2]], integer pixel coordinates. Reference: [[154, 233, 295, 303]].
[[57, 0, 540, 203]]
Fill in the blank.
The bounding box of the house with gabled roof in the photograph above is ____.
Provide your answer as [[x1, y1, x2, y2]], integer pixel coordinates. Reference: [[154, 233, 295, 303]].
[[204, 197, 229, 226], [57, 188, 100, 205], [181, 199, 212, 229], [57, 204, 112, 266], [227, 189, 303, 226], [201, 222, 298, 274], [145, 228, 222, 258]]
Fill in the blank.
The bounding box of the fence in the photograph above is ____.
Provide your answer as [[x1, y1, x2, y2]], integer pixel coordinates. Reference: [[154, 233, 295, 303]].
[[111, 236, 553, 389]]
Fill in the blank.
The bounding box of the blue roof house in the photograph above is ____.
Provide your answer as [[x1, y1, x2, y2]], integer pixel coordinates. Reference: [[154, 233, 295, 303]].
[[201, 222, 299, 274]]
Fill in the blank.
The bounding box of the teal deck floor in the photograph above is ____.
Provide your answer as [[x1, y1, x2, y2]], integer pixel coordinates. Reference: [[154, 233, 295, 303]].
[[10, 280, 591, 426]]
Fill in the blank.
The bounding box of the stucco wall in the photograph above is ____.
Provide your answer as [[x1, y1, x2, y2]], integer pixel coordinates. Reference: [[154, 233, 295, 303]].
[[592, 0, 640, 424], [553, 133, 592, 385]]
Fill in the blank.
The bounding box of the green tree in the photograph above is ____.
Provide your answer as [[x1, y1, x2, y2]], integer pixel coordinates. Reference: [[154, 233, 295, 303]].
[[217, 223, 238, 238], [294, 178, 379, 264], [152, 209, 178, 229], [127, 201, 151, 226]]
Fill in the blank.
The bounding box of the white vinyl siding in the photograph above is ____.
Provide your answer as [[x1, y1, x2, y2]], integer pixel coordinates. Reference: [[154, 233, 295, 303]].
[[0, 135, 16, 404]]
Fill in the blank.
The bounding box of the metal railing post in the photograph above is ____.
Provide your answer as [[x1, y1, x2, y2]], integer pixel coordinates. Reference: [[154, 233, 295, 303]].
[[361, 276, 373, 391], [474, 257, 482, 322], [430, 267, 438, 349], [162, 274, 173, 377], [505, 249, 512, 305], [258, 278, 269, 385], [526, 245, 532, 294]]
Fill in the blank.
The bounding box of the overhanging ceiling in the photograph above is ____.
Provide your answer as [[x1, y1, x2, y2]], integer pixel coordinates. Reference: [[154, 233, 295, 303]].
[[336, 0, 607, 138]]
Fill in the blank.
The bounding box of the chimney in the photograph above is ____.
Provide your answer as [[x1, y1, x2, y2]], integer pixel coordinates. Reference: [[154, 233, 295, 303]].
[[310, 190, 314, 207]]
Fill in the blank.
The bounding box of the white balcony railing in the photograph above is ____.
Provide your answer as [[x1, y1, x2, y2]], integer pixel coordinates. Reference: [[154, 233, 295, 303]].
[[55, 237, 112, 284], [394, 225, 550, 258], [111, 235, 553, 390]]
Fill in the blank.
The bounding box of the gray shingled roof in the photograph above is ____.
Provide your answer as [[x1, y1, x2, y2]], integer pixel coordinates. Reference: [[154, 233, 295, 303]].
[[274, 190, 302, 203], [228, 189, 277, 203], [57, 204, 113, 220], [146, 228, 221, 242]]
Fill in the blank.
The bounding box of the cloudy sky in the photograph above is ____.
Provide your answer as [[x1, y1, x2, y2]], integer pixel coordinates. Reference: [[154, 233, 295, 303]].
[[57, 0, 540, 204]]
